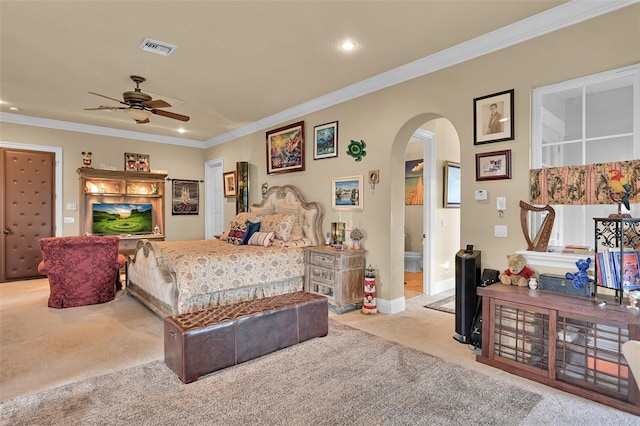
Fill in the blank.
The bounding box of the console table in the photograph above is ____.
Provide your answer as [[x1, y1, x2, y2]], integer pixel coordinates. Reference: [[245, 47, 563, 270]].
[[477, 285, 639, 415]]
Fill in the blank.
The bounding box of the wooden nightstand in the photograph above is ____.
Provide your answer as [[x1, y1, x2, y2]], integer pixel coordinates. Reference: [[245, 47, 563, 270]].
[[304, 246, 365, 313]]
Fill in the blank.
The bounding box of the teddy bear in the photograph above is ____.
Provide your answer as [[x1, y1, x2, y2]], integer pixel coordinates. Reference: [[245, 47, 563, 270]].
[[499, 253, 539, 287], [81, 151, 92, 168], [565, 257, 591, 290]]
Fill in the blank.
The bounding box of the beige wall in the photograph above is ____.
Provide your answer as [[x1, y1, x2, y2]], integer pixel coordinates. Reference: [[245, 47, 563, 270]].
[[205, 6, 640, 305], [2, 6, 638, 307], [0, 124, 205, 241]]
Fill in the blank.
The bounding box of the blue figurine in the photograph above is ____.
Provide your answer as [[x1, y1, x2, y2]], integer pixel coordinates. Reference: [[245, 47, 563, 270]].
[[566, 257, 591, 289]]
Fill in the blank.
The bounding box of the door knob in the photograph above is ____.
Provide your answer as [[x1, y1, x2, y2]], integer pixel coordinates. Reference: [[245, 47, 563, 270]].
[[3, 229, 11, 235]]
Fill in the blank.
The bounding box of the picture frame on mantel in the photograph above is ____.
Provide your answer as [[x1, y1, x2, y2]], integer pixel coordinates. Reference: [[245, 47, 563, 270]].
[[473, 89, 514, 145], [266, 121, 305, 174], [476, 150, 512, 181]]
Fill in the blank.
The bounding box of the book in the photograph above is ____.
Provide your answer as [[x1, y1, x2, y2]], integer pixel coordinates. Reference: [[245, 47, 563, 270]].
[[601, 248, 615, 289], [595, 252, 607, 287], [613, 250, 640, 291], [562, 245, 593, 255]]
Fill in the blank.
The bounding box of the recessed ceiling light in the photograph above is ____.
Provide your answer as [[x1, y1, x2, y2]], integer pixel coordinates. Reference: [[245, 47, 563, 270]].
[[9, 106, 20, 112], [340, 41, 356, 51], [177, 127, 186, 134]]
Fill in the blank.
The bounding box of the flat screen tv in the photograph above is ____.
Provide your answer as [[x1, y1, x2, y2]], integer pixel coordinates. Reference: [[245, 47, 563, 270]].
[[92, 203, 153, 235]]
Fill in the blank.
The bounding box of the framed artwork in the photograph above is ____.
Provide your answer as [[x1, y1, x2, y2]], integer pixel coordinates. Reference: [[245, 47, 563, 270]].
[[172, 179, 199, 215], [124, 152, 150, 172], [223, 171, 236, 197], [331, 175, 363, 211], [405, 159, 424, 205], [266, 121, 305, 174], [313, 121, 338, 160], [444, 161, 461, 208], [476, 150, 512, 181], [473, 89, 514, 145]]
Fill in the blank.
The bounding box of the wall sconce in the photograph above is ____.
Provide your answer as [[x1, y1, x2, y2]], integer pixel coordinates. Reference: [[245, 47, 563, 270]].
[[368, 169, 380, 190]]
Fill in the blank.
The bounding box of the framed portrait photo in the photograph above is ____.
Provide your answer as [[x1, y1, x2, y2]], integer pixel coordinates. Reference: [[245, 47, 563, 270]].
[[266, 121, 305, 175], [331, 175, 363, 211], [313, 121, 338, 160], [473, 89, 514, 145], [475, 150, 512, 181], [223, 171, 236, 197], [444, 161, 460, 208]]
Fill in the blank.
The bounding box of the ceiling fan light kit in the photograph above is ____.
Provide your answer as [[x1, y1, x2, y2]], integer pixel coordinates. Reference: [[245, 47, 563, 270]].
[[85, 75, 189, 124]]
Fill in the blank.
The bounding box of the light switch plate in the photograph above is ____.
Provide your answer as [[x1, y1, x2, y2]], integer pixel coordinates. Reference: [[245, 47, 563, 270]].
[[496, 196, 506, 210], [494, 225, 507, 237]]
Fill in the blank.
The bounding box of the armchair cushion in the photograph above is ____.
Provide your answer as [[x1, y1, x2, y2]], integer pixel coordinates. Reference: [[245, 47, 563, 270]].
[[38, 236, 126, 308]]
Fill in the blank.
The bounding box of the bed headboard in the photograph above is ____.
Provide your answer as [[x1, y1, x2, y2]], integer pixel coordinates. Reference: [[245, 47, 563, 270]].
[[250, 185, 324, 246]]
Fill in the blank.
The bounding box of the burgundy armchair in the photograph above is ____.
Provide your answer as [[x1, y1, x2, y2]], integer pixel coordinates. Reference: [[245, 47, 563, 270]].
[[38, 236, 126, 308]]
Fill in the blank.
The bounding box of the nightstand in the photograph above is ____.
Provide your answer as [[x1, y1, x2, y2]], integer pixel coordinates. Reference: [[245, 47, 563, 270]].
[[304, 246, 365, 313]]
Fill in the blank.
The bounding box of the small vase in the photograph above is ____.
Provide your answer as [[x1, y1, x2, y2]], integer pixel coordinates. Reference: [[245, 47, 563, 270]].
[[353, 240, 360, 250]]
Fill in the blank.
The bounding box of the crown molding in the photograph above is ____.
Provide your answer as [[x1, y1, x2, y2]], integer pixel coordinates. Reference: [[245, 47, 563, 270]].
[[0, 113, 204, 148], [204, 0, 637, 147], [1, 1, 635, 148]]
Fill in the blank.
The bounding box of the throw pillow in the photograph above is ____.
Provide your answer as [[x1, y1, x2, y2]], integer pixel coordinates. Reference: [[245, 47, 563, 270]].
[[242, 220, 261, 245], [227, 221, 248, 245], [277, 202, 303, 240], [260, 213, 296, 242], [247, 231, 275, 247]]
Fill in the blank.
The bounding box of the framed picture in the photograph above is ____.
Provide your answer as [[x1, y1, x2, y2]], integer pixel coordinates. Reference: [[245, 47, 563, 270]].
[[266, 121, 305, 174], [473, 89, 514, 145], [476, 150, 512, 181], [172, 179, 199, 215], [124, 152, 150, 172], [444, 161, 460, 208], [313, 121, 338, 160], [331, 175, 363, 211], [405, 159, 424, 205], [223, 171, 236, 197]]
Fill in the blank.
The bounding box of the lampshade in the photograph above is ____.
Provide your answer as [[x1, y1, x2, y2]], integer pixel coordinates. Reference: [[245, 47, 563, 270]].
[[124, 107, 151, 121]]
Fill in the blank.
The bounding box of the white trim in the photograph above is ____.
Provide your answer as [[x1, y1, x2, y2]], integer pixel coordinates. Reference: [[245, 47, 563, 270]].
[[204, 158, 224, 239], [0, 141, 63, 237], [376, 296, 406, 315], [0, 1, 634, 148], [431, 278, 455, 296], [517, 249, 592, 270]]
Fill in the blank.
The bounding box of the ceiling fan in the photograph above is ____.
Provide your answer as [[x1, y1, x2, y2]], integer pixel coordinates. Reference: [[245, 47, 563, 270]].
[[85, 75, 189, 124]]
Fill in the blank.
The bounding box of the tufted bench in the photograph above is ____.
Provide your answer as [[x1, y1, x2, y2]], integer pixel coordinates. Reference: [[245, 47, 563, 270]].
[[164, 291, 328, 383]]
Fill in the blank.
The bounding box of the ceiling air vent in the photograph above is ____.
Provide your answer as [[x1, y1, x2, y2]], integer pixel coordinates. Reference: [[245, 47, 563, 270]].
[[139, 38, 177, 57]]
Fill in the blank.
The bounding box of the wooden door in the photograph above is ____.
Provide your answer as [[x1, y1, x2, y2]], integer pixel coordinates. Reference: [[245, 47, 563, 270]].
[[1, 148, 55, 281]]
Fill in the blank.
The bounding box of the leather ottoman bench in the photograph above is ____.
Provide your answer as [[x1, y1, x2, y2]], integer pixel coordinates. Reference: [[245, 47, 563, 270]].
[[164, 291, 328, 383]]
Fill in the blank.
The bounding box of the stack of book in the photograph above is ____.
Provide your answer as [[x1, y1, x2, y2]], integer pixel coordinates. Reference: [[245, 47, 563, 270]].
[[562, 245, 594, 255], [595, 248, 640, 290]]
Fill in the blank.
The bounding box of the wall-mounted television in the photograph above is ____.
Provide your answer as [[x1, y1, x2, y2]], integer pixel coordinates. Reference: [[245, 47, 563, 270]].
[[92, 203, 153, 235]]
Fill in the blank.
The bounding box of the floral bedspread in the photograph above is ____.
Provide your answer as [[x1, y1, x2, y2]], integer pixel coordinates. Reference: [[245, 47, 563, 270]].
[[155, 239, 305, 311]]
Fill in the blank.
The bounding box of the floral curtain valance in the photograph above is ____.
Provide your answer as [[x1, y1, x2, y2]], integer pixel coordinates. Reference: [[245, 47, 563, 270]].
[[530, 160, 640, 206]]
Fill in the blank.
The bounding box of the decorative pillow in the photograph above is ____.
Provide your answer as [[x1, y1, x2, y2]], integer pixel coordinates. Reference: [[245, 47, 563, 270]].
[[247, 231, 275, 247], [260, 214, 296, 241], [277, 202, 303, 240], [230, 212, 258, 227], [227, 221, 248, 245], [218, 230, 229, 241], [283, 237, 312, 248], [242, 221, 261, 245], [250, 203, 274, 217]]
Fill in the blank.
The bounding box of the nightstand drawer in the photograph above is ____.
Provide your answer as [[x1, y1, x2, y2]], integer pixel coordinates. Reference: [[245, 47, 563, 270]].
[[310, 265, 335, 284], [309, 281, 335, 300], [309, 252, 336, 269]]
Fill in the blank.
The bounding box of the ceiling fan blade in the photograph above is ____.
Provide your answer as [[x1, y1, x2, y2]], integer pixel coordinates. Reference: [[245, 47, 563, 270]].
[[151, 109, 190, 122], [88, 91, 128, 105], [144, 99, 171, 109], [135, 118, 150, 124]]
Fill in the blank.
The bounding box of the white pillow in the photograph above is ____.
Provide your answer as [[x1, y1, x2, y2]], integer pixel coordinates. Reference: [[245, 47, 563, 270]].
[[277, 202, 303, 240]]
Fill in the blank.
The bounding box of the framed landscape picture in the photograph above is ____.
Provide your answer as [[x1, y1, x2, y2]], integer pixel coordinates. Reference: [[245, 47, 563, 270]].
[[331, 175, 363, 211], [313, 121, 338, 160], [266, 121, 305, 174], [473, 89, 514, 145]]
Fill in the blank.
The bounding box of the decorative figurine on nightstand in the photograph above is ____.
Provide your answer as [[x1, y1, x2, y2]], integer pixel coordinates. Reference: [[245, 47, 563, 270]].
[[362, 265, 377, 314], [81, 151, 92, 168]]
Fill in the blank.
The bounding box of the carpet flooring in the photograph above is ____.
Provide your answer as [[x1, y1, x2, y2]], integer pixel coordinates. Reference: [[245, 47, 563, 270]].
[[1, 322, 541, 426], [424, 295, 455, 314]]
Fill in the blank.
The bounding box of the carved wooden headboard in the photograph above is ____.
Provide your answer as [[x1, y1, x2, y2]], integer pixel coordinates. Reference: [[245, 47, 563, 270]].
[[250, 185, 325, 246]]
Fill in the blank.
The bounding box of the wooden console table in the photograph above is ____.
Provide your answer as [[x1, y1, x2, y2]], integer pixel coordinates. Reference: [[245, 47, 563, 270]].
[[477, 285, 640, 415]]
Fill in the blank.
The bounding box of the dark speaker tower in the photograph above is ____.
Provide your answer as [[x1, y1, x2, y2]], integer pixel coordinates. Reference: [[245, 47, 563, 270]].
[[453, 247, 481, 344]]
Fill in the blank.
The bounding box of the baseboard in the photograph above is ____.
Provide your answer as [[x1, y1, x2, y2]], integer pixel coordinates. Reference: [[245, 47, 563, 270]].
[[376, 297, 406, 314], [431, 277, 454, 296]]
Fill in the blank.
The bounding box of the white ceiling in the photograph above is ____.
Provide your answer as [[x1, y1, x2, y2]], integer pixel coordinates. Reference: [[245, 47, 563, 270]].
[[0, 1, 632, 147]]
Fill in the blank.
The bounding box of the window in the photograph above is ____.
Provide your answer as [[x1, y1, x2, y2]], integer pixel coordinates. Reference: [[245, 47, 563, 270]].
[[531, 64, 640, 248]]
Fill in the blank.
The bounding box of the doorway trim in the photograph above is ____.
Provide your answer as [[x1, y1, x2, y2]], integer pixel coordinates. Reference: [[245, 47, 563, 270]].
[[0, 141, 63, 236], [410, 129, 436, 295], [204, 158, 224, 239]]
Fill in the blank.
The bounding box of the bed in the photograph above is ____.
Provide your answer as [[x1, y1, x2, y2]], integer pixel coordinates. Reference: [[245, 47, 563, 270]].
[[126, 185, 324, 317]]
